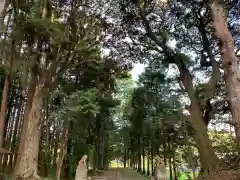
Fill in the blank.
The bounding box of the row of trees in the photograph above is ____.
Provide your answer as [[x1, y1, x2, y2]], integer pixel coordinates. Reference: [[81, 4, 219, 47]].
[[0, 0, 240, 179], [111, 0, 240, 179], [0, 0, 133, 179]]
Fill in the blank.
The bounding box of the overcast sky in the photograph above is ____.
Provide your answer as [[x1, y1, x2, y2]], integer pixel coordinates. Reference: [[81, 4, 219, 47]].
[[130, 63, 146, 81]]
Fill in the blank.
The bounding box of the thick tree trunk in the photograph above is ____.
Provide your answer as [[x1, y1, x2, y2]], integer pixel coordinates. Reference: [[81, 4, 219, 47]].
[[190, 109, 219, 175], [175, 59, 219, 175], [0, 0, 9, 27], [14, 79, 44, 179], [210, 0, 240, 154]]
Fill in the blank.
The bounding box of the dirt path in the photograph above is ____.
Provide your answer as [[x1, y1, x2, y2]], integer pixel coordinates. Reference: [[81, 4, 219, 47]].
[[91, 168, 150, 180], [118, 168, 150, 180]]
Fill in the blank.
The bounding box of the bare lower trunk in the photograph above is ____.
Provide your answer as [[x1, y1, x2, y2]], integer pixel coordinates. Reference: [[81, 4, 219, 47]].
[[191, 115, 218, 175], [0, 75, 9, 148], [147, 152, 150, 176], [14, 81, 44, 179], [56, 127, 68, 180], [210, 0, 240, 154]]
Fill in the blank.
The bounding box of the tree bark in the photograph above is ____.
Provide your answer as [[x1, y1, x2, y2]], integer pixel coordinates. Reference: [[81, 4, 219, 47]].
[[124, 146, 127, 168], [9, 100, 22, 168], [56, 127, 68, 180], [147, 151, 150, 176], [175, 59, 219, 175], [189, 102, 219, 175], [137, 147, 141, 172], [0, 75, 9, 148], [142, 148, 145, 174], [151, 147, 154, 177], [14, 76, 45, 179], [210, 0, 240, 154], [172, 149, 177, 180], [169, 158, 173, 180]]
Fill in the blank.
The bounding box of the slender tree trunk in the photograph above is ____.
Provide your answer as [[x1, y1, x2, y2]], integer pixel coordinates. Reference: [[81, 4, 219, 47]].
[[14, 76, 45, 179], [53, 127, 59, 170], [2, 99, 16, 171], [56, 127, 68, 180], [163, 135, 167, 166], [172, 149, 177, 180], [3, 85, 14, 143], [210, 0, 240, 154], [103, 131, 109, 170], [0, 75, 9, 148], [64, 120, 73, 179], [168, 136, 172, 180], [137, 146, 141, 172], [147, 151, 150, 176], [44, 99, 50, 176], [142, 148, 145, 174], [9, 100, 22, 168], [13, 97, 25, 166], [151, 147, 154, 176], [169, 157, 173, 180], [130, 149, 134, 169], [124, 146, 127, 168]]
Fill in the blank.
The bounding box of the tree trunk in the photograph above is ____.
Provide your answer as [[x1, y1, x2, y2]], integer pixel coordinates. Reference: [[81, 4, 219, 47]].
[[0, 75, 9, 148], [175, 59, 219, 175], [190, 111, 219, 175], [172, 150, 177, 180], [137, 147, 141, 172], [210, 0, 240, 154], [56, 127, 68, 180], [0, 0, 10, 27], [151, 147, 154, 176], [12, 98, 25, 166], [124, 146, 127, 168], [9, 99, 22, 168], [142, 148, 145, 174], [147, 151, 150, 176], [169, 157, 173, 180], [14, 78, 45, 179], [168, 136, 172, 180]]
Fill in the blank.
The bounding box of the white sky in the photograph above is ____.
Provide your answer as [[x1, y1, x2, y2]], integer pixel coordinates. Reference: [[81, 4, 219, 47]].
[[130, 39, 177, 81], [131, 63, 146, 81]]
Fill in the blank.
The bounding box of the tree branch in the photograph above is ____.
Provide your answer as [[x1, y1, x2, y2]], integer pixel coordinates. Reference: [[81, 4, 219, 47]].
[[197, 15, 221, 99]]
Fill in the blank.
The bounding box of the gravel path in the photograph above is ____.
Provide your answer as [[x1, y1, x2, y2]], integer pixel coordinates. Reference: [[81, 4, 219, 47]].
[[91, 168, 150, 180], [118, 168, 151, 180]]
